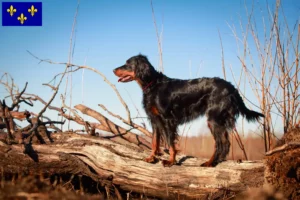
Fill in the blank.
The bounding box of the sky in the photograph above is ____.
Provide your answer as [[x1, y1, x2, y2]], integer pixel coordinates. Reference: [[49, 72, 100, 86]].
[[0, 0, 299, 136]]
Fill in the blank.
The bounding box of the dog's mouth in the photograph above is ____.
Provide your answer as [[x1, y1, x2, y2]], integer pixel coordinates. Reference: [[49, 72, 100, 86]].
[[114, 68, 135, 83], [118, 75, 133, 82]]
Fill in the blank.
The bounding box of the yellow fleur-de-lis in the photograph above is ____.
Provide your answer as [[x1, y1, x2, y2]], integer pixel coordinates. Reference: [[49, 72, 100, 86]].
[[7, 5, 16, 16], [28, 5, 38, 16], [17, 13, 27, 24]]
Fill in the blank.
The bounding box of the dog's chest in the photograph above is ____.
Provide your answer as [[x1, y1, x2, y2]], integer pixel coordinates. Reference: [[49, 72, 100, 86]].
[[143, 93, 162, 117]]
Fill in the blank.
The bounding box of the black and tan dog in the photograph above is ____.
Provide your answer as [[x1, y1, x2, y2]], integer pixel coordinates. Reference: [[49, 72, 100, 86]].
[[114, 54, 264, 167]]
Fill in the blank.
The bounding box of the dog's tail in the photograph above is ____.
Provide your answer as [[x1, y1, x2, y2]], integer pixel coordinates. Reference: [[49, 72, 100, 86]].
[[234, 91, 264, 122]]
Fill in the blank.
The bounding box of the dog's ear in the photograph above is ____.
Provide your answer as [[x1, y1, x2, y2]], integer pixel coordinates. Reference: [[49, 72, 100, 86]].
[[135, 56, 153, 81]]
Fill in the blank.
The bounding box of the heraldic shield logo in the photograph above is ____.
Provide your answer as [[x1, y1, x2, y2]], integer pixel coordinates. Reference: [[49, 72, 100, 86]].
[[2, 2, 42, 26]]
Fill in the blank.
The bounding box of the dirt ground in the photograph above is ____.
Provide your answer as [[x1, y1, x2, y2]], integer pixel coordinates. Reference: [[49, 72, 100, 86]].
[[0, 175, 104, 200]]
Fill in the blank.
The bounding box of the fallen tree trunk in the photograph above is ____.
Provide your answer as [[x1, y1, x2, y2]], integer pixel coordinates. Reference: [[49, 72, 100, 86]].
[[0, 132, 264, 199]]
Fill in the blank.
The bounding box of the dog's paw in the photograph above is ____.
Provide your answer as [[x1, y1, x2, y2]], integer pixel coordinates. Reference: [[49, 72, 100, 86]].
[[144, 156, 158, 163], [161, 159, 176, 167]]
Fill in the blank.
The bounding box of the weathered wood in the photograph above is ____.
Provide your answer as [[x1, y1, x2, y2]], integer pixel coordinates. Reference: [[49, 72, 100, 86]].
[[0, 132, 264, 199], [0, 111, 27, 120]]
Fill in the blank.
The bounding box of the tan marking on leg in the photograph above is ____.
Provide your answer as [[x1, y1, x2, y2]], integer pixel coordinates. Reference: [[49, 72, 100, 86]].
[[162, 145, 177, 167], [144, 131, 160, 163], [151, 106, 159, 115]]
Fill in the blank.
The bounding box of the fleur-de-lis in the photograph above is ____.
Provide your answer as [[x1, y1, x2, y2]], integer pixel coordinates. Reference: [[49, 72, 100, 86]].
[[17, 13, 27, 24], [7, 5, 16, 16], [28, 5, 38, 16]]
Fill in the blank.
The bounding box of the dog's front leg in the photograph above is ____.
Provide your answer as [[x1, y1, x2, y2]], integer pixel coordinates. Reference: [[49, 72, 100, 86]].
[[162, 144, 177, 167], [144, 129, 161, 163]]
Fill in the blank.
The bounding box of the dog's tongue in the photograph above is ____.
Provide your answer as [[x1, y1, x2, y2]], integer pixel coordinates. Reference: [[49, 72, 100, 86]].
[[118, 76, 132, 82]]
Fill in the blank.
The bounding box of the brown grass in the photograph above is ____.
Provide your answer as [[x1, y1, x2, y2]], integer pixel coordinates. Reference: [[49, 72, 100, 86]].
[[178, 134, 276, 160]]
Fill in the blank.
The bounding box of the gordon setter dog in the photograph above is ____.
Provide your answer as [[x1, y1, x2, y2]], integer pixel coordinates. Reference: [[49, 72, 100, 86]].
[[113, 54, 264, 167]]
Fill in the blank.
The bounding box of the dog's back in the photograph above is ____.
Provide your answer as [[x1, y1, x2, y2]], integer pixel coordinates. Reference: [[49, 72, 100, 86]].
[[144, 76, 251, 127]]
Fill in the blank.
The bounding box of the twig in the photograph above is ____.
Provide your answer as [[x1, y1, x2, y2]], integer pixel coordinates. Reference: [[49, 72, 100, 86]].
[[150, 0, 163, 72], [218, 29, 226, 80], [265, 142, 300, 156], [42, 83, 56, 91], [10, 82, 28, 111], [27, 52, 133, 126], [61, 94, 83, 121], [23, 93, 61, 112], [124, 88, 147, 126], [233, 128, 248, 160], [98, 104, 151, 138]]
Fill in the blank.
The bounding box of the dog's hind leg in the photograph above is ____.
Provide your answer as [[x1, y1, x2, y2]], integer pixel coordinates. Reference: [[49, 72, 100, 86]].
[[161, 120, 178, 167], [201, 121, 230, 167], [201, 121, 220, 167], [219, 130, 230, 162]]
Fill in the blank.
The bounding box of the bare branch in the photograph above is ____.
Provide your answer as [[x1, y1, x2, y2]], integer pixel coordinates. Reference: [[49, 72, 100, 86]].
[[28, 52, 133, 126], [98, 104, 151, 138], [150, 0, 163, 72], [218, 29, 226, 80], [265, 142, 300, 156]]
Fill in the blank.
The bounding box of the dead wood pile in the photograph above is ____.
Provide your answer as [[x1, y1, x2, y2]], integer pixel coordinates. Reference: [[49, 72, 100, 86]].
[[265, 127, 300, 200]]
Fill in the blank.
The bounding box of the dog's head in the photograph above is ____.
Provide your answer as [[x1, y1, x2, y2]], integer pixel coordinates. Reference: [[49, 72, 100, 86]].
[[113, 54, 156, 83]]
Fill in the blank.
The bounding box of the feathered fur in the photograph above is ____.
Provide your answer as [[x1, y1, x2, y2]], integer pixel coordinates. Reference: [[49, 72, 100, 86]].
[[113, 54, 264, 167]]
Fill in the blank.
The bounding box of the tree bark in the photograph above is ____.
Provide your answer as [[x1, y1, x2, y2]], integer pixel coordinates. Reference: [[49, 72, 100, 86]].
[[0, 132, 264, 199]]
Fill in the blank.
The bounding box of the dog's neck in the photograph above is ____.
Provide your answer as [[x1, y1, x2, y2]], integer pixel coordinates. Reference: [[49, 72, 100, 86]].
[[136, 78, 156, 92], [137, 71, 167, 93], [142, 81, 155, 91]]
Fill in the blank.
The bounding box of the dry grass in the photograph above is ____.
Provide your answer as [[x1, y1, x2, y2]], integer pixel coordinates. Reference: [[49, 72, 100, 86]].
[[178, 134, 276, 160]]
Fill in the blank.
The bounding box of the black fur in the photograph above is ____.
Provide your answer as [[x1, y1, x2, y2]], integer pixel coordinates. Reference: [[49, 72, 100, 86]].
[[114, 54, 264, 167]]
